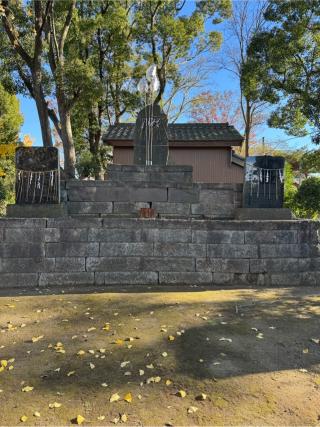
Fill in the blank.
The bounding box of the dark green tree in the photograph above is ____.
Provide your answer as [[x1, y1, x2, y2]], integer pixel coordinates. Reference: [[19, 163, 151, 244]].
[[243, 0, 320, 144], [134, 0, 232, 103]]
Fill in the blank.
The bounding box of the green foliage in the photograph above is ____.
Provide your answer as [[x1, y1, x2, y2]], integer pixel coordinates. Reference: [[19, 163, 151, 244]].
[[0, 84, 23, 214], [245, 0, 320, 143], [0, 84, 23, 145], [290, 177, 320, 219], [283, 162, 297, 209], [300, 150, 320, 176], [134, 0, 231, 101], [76, 150, 101, 179]]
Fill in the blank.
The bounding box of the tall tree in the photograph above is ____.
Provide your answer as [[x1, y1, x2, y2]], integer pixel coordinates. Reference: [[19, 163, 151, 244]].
[[134, 0, 232, 104], [218, 0, 267, 157], [0, 1, 100, 177], [244, 0, 320, 145], [189, 90, 243, 128], [0, 0, 54, 147]]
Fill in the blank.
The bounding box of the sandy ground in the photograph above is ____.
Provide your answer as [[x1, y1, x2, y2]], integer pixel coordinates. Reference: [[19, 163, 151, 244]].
[[0, 286, 320, 426]]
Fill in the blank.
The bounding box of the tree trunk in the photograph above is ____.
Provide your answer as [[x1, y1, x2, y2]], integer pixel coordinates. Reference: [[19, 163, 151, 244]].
[[58, 98, 76, 178], [32, 78, 53, 147], [244, 100, 251, 157]]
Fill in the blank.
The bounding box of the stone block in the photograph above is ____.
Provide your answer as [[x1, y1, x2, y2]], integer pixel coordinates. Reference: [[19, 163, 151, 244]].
[[0, 273, 39, 287], [141, 228, 191, 243], [259, 244, 311, 258], [68, 202, 113, 215], [207, 244, 258, 258], [58, 228, 88, 242], [0, 257, 55, 273], [152, 202, 190, 216], [99, 242, 153, 256], [0, 243, 44, 258], [97, 271, 158, 285], [141, 257, 195, 272], [235, 208, 292, 220], [0, 218, 47, 228], [212, 273, 235, 285], [159, 272, 212, 285], [45, 242, 99, 257], [191, 188, 235, 218], [113, 202, 150, 214], [54, 257, 86, 272], [39, 272, 94, 286], [192, 230, 244, 244], [44, 228, 60, 242], [4, 228, 45, 242], [168, 188, 199, 203], [86, 257, 141, 272], [6, 203, 67, 218], [88, 228, 140, 242], [268, 273, 310, 286], [129, 187, 168, 202], [249, 258, 311, 273], [154, 243, 206, 257], [245, 230, 297, 244], [47, 217, 102, 228], [196, 258, 249, 273]]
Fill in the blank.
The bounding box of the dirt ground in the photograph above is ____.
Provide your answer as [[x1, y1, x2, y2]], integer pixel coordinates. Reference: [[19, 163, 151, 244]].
[[0, 286, 320, 426]]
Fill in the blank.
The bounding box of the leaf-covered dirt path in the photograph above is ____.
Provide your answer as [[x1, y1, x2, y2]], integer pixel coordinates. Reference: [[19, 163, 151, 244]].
[[0, 286, 320, 426]]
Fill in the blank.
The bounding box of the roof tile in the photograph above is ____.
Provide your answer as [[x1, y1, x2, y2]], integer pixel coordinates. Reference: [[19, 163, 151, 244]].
[[103, 123, 243, 142]]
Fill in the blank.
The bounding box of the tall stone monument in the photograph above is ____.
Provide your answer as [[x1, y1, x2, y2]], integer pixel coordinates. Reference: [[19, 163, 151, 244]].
[[133, 103, 169, 166]]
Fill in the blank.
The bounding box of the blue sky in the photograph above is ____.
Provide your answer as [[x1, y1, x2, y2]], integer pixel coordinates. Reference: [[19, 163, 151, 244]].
[[18, 0, 313, 151]]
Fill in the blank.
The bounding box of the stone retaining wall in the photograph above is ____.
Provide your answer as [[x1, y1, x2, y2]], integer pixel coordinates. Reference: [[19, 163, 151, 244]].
[[0, 217, 319, 288], [62, 180, 242, 219]]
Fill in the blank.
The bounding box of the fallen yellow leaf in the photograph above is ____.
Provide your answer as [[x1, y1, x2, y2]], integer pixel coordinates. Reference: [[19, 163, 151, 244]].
[[31, 335, 44, 343], [20, 416, 28, 423], [21, 386, 34, 392], [120, 414, 128, 423], [196, 393, 207, 401], [188, 406, 199, 414], [67, 371, 76, 377], [303, 348, 309, 354], [102, 323, 110, 331], [165, 379, 172, 386], [124, 392, 132, 403], [0, 360, 7, 367], [176, 390, 187, 397], [33, 411, 41, 417], [110, 393, 120, 403], [75, 415, 85, 425], [49, 402, 62, 408], [77, 350, 86, 356], [168, 335, 175, 341]]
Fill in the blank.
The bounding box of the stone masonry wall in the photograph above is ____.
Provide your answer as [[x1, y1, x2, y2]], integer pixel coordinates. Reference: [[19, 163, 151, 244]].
[[0, 217, 319, 288], [62, 180, 242, 219]]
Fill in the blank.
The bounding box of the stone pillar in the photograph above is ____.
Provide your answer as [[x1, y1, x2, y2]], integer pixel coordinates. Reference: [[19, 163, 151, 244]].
[[133, 103, 169, 166]]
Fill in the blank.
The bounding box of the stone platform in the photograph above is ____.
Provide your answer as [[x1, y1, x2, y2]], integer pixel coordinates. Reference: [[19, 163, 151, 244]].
[[0, 217, 319, 288], [60, 165, 243, 219]]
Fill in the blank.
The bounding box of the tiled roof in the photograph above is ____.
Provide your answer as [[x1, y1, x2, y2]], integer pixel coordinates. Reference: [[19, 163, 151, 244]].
[[103, 123, 243, 142]]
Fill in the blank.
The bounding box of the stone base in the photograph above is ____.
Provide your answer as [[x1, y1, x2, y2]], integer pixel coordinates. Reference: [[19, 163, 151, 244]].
[[6, 204, 67, 218], [107, 164, 193, 185], [235, 208, 292, 220]]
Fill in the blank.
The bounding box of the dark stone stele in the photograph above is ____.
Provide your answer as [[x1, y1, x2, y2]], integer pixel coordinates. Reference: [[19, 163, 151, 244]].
[[243, 155, 285, 208], [15, 147, 60, 204], [133, 103, 169, 165]]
